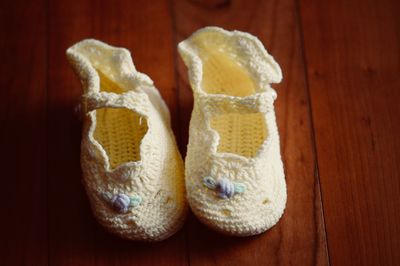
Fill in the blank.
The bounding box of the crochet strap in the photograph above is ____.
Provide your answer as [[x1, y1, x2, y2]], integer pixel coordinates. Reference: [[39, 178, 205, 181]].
[[197, 90, 276, 115], [80, 91, 150, 115]]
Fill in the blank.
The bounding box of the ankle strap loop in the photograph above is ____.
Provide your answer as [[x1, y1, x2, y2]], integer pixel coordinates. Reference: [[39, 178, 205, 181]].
[[197, 90, 276, 115], [80, 91, 150, 115]]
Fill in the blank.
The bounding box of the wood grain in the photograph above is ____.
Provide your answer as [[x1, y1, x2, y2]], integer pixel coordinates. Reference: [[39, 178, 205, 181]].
[[2, 0, 400, 264], [46, 0, 186, 265], [172, 0, 329, 265], [0, 0, 47, 265], [299, 0, 400, 264]]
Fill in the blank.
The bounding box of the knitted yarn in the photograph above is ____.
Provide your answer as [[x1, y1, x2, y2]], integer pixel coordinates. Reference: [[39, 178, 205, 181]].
[[66, 39, 187, 241], [178, 27, 287, 236]]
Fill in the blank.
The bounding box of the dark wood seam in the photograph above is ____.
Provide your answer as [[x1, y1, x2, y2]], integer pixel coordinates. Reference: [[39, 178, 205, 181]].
[[168, 1, 191, 266], [294, 0, 331, 265]]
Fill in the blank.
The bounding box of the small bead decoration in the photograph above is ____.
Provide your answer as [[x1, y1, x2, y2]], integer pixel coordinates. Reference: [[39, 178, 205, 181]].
[[102, 192, 142, 213], [203, 176, 246, 199]]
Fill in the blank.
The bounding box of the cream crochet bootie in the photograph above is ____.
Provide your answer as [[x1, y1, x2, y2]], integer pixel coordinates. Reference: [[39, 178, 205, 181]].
[[67, 39, 187, 241], [178, 27, 287, 236]]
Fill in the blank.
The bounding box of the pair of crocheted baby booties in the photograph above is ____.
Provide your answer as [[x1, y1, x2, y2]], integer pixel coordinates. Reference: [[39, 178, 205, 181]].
[[67, 26, 286, 242]]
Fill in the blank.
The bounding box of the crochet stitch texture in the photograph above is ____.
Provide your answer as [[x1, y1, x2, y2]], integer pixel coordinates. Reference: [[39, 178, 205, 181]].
[[67, 39, 187, 241], [179, 27, 287, 236]]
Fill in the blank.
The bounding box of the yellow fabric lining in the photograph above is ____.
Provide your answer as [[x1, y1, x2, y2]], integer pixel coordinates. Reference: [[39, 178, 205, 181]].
[[192, 32, 267, 157], [202, 50, 256, 97], [97, 70, 125, 94], [93, 71, 148, 169], [191, 31, 256, 97]]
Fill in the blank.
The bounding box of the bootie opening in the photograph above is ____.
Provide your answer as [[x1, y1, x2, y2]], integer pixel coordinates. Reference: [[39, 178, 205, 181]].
[[68, 39, 141, 94], [189, 31, 257, 97], [94, 107, 148, 169], [188, 31, 268, 157]]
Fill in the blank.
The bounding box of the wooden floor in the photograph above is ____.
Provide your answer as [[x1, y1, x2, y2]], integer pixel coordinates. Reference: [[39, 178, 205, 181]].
[[1, 0, 399, 265]]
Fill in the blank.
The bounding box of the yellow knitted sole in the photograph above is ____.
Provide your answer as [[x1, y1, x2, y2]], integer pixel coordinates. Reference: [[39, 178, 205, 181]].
[[192, 32, 267, 157], [93, 71, 148, 169], [210, 113, 267, 157]]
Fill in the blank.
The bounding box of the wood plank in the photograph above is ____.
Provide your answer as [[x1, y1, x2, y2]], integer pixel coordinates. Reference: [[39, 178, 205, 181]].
[[47, 0, 187, 265], [172, 0, 328, 265], [299, 0, 400, 264], [0, 0, 47, 265]]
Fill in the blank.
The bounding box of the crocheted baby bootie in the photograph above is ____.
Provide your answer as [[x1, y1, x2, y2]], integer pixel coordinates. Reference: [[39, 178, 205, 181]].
[[178, 27, 286, 236], [66, 39, 187, 241]]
